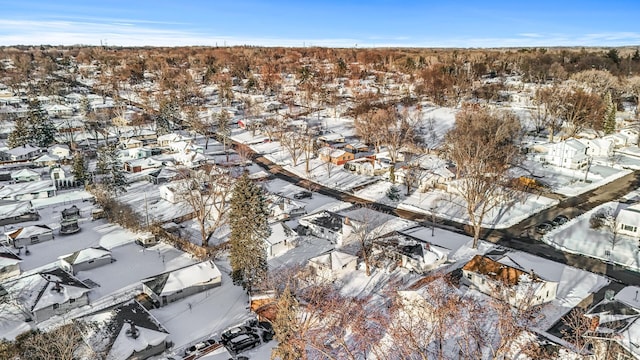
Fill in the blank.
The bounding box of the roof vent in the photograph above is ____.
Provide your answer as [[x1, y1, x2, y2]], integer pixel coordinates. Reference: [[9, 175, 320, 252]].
[[51, 281, 63, 293], [125, 320, 140, 339]]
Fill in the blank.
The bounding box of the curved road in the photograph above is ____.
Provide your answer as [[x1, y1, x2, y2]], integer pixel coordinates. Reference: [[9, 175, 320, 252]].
[[251, 151, 640, 286]]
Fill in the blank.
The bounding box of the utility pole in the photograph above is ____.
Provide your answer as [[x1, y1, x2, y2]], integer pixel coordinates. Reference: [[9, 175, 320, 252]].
[[144, 192, 150, 228]]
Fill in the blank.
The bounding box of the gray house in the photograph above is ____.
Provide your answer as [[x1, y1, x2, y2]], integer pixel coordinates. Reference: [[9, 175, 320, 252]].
[[6, 224, 54, 248], [2, 268, 90, 322], [59, 247, 113, 274], [78, 299, 170, 360], [142, 260, 222, 306], [0, 201, 39, 226]]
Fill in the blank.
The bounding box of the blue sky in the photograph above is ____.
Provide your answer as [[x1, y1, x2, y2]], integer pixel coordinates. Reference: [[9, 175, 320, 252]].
[[0, 0, 639, 47]]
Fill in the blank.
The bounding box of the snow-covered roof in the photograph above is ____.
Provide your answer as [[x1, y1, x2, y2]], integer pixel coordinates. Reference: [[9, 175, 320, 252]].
[[143, 260, 221, 297], [10, 168, 40, 179], [59, 247, 111, 265], [616, 203, 640, 226], [0, 249, 21, 267], [614, 286, 640, 310], [318, 132, 345, 142], [33, 153, 60, 163], [6, 224, 52, 240], [309, 250, 357, 271], [0, 201, 34, 219], [4, 144, 40, 157], [78, 300, 169, 360], [0, 180, 56, 200], [3, 268, 90, 313]]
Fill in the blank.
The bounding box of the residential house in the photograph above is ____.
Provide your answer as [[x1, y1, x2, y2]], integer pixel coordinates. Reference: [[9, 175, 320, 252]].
[[298, 210, 353, 245], [147, 167, 179, 185], [173, 149, 206, 167], [0, 180, 57, 201], [577, 138, 614, 157], [124, 157, 164, 173], [344, 142, 370, 155], [265, 222, 297, 258], [0, 201, 39, 226], [157, 133, 192, 147], [142, 260, 222, 306], [318, 132, 345, 145], [462, 254, 558, 308], [537, 139, 589, 169], [1, 144, 42, 161], [307, 250, 358, 282], [318, 147, 354, 165], [584, 286, 640, 360], [50, 167, 67, 181], [120, 138, 143, 149], [6, 224, 54, 248], [344, 157, 389, 176], [0, 247, 21, 281], [32, 153, 60, 167], [267, 194, 306, 221], [159, 180, 196, 204], [616, 203, 640, 238], [2, 267, 90, 322], [59, 247, 113, 274], [372, 231, 448, 274], [46, 104, 73, 118], [10, 168, 41, 182], [77, 299, 170, 360]]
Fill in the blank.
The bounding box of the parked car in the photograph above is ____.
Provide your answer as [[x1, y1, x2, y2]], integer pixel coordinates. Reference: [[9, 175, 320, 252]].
[[184, 339, 216, 356], [551, 215, 569, 226], [535, 222, 554, 234], [257, 321, 274, 342], [221, 326, 252, 344], [293, 191, 312, 199], [227, 333, 261, 353]]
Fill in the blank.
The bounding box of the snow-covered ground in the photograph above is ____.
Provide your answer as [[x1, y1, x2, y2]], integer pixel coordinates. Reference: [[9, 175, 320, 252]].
[[542, 202, 640, 272]]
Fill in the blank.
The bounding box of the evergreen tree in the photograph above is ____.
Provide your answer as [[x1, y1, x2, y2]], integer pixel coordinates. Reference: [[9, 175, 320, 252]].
[[271, 286, 304, 360], [229, 171, 270, 291], [96, 143, 127, 195], [633, 49, 640, 62], [603, 92, 617, 135], [71, 152, 88, 185], [27, 98, 57, 147], [7, 116, 31, 148]]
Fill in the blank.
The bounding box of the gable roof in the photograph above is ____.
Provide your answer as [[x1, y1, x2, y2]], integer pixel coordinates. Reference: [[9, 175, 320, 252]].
[[6, 224, 53, 240], [10, 168, 40, 179], [0, 201, 35, 219], [79, 300, 169, 360], [142, 260, 221, 297], [59, 246, 111, 265], [309, 250, 357, 270]]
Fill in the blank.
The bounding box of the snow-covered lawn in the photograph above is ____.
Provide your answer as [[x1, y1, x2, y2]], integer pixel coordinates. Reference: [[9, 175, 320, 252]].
[[356, 180, 558, 229], [516, 159, 632, 197], [542, 202, 640, 272]]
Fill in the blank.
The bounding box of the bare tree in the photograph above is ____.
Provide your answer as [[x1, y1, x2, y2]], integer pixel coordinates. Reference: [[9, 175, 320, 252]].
[[530, 85, 563, 141], [280, 130, 306, 167], [559, 87, 606, 138], [176, 165, 234, 246], [445, 106, 522, 248], [19, 323, 83, 360]]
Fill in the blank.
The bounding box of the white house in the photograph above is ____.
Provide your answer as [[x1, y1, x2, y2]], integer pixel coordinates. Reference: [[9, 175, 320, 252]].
[[10, 168, 41, 183], [616, 203, 640, 238], [577, 138, 614, 157], [0, 201, 39, 226], [372, 232, 448, 274], [142, 260, 222, 306], [46, 104, 73, 117], [48, 144, 71, 159], [265, 222, 297, 258], [307, 250, 358, 282], [462, 254, 558, 308], [298, 211, 356, 246], [159, 180, 197, 204], [157, 133, 192, 147], [538, 139, 589, 169]]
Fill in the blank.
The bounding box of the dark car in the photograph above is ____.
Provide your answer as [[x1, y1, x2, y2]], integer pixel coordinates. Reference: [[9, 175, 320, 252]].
[[535, 222, 553, 234], [221, 326, 252, 344], [257, 321, 274, 342], [551, 215, 569, 226], [293, 191, 312, 200], [227, 332, 261, 353]]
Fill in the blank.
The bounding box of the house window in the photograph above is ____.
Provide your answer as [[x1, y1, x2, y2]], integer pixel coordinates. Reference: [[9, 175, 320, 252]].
[[481, 278, 485, 285], [466, 273, 472, 280], [31, 236, 40, 244], [69, 299, 75, 303], [176, 290, 183, 294], [53, 303, 59, 310], [623, 224, 637, 233]]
